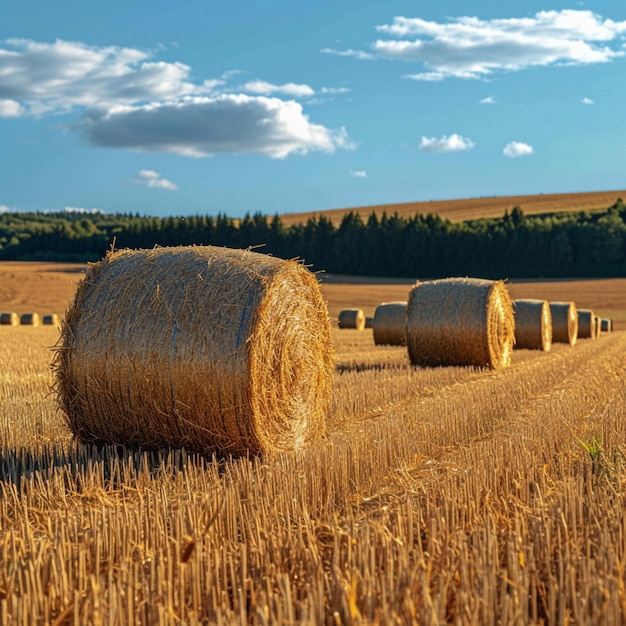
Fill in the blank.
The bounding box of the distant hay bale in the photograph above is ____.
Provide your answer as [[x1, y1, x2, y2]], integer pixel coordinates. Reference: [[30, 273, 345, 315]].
[[577, 309, 595, 339], [20, 313, 40, 327], [373, 302, 407, 346], [513, 299, 552, 351], [42, 314, 60, 326], [364, 316, 373, 329], [549, 302, 578, 346], [0, 312, 19, 326], [53, 245, 333, 456], [601, 318, 612, 333], [338, 308, 366, 330], [406, 278, 515, 369], [594, 315, 601, 338]]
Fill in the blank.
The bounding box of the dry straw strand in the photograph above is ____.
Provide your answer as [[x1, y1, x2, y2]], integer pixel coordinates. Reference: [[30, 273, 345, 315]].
[[0, 312, 19, 326], [42, 314, 60, 326], [405, 277, 515, 369], [53, 245, 334, 456], [577, 309, 595, 339], [20, 313, 40, 327], [513, 299, 552, 351], [373, 302, 407, 346], [549, 302, 578, 346], [338, 308, 366, 330]]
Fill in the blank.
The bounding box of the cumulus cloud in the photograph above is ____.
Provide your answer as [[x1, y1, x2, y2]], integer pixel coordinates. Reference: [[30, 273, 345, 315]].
[[419, 133, 474, 153], [328, 10, 626, 80], [0, 38, 351, 159], [76, 95, 352, 158], [349, 170, 367, 177], [582, 97, 594, 104], [64, 207, 104, 214], [503, 141, 534, 157], [132, 170, 179, 190], [480, 96, 496, 104], [0, 204, 10, 213], [0, 99, 24, 117], [320, 47, 376, 61]]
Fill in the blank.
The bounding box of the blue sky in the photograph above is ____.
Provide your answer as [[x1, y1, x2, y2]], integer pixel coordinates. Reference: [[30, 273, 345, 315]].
[[1, 1, 625, 218]]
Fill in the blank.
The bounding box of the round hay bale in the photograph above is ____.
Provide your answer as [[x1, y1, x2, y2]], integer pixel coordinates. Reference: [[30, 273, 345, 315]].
[[364, 316, 373, 329], [601, 318, 612, 333], [338, 308, 365, 330], [42, 314, 60, 326], [549, 302, 578, 346], [53, 245, 333, 456], [513, 299, 552, 351], [594, 315, 601, 338], [373, 302, 407, 346], [405, 278, 515, 369], [0, 312, 19, 326], [20, 313, 40, 327], [577, 309, 595, 339]]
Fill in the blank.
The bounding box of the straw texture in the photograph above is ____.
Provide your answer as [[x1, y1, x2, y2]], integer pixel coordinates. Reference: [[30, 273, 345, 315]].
[[42, 314, 60, 326], [577, 309, 595, 339], [53, 245, 333, 456], [338, 308, 366, 330], [513, 299, 552, 351], [601, 318, 612, 333], [549, 302, 578, 346], [0, 312, 18, 326], [373, 302, 407, 346], [20, 313, 40, 327], [405, 278, 515, 369]]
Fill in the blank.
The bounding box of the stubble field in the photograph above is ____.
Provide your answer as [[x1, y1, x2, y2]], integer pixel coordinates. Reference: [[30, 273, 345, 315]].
[[1, 262, 626, 624]]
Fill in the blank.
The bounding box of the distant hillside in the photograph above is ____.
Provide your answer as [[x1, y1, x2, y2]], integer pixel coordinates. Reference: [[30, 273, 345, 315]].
[[279, 189, 626, 227]]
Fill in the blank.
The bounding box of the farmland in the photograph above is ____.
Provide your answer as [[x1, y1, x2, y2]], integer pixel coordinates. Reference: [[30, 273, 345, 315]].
[[1, 262, 626, 623]]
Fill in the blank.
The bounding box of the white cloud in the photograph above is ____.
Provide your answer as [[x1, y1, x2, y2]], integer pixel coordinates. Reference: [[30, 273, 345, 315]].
[[0, 38, 351, 159], [132, 170, 179, 190], [320, 87, 351, 95], [347, 10, 626, 80], [350, 170, 367, 177], [64, 207, 104, 214], [480, 96, 496, 104], [582, 97, 594, 104], [0, 38, 196, 114], [77, 95, 352, 159], [0, 99, 24, 117], [0, 204, 10, 213], [503, 141, 534, 158], [320, 47, 376, 61], [242, 80, 315, 98], [419, 133, 474, 153]]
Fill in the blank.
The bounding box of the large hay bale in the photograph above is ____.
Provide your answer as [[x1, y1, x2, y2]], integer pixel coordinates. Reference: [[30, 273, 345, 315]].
[[601, 318, 612, 333], [577, 309, 595, 339], [373, 302, 407, 346], [53, 246, 333, 456], [549, 302, 578, 346], [364, 316, 373, 329], [20, 313, 40, 327], [338, 308, 365, 330], [513, 299, 552, 351], [0, 312, 19, 326], [42, 314, 60, 326], [405, 278, 515, 369]]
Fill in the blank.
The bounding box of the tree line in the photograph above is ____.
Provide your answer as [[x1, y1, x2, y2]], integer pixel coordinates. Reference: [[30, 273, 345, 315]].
[[0, 199, 625, 278]]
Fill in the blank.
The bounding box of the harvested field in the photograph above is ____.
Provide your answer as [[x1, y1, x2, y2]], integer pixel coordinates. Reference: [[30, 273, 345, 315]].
[[279, 189, 626, 226], [2, 261, 626, 623]]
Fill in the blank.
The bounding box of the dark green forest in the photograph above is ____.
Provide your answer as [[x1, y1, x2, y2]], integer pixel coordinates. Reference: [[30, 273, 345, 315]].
[[0, 199, 625, 278]]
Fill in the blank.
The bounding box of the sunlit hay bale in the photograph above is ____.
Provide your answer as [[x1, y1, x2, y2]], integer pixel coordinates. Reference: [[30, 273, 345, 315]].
[[549, 302, 578, 345], [42, 314, 60, 326], [373, 302, 407, 346], [364, 316, 373, 329], [0, 312, 19, 326], [53, 245, 334, 456], [601, 318, 612, 333], [338, 308, 365, 330], [594, 315, 601, 338], [577, 309, 595, 339], [20, 313, 40, 327], [513, 299, 552, 351], [405, 278, 515, 369]]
